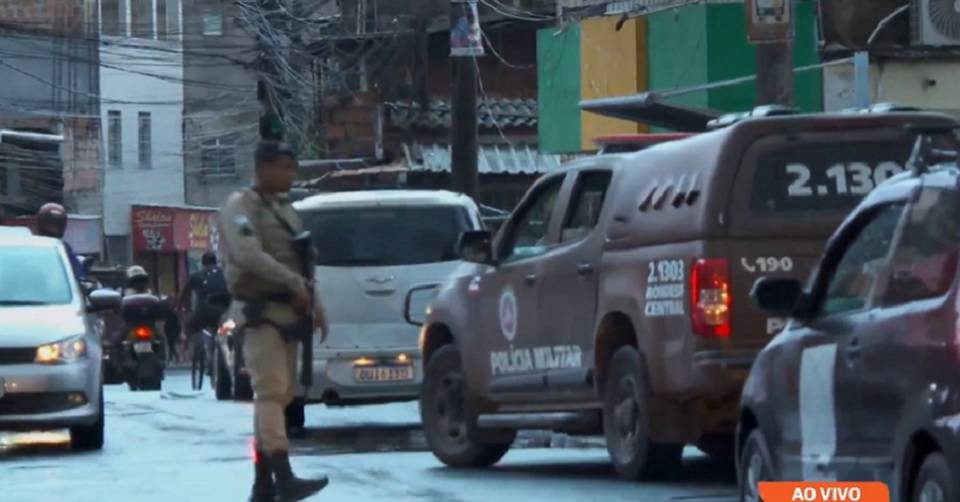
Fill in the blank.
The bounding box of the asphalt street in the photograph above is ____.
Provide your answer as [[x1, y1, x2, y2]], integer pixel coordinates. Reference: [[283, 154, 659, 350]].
[[0, 369, 738, 502]]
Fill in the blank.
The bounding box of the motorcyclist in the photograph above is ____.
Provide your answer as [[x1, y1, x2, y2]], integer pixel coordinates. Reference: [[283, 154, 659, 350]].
[[124, 266, 152, 296], [36, 203, 85, 281]]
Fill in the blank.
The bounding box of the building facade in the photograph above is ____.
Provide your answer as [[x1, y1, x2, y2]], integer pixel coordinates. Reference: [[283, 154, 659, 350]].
[[98, 0, 187, 264]]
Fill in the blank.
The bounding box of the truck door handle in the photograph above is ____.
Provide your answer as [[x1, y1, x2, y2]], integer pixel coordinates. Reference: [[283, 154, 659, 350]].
[[524, 274, 537, 286], [576, 263, 594, 276]]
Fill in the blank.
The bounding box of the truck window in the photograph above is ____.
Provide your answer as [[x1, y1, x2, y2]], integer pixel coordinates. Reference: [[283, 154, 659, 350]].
[[882, 187, 960, 305], [561, 170, 612, 243], [750, 139, 914, 216], [302, 206, 472, 267], [501, 178, 563, 262], [821, 204, 904, 316]]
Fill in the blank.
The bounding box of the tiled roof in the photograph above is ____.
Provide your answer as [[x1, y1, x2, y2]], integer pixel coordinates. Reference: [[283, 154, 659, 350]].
[[404, 143, 563, 175], [386, 99, 538, 130]]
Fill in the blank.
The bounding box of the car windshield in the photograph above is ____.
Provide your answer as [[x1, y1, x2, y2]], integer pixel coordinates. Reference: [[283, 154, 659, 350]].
[[301, 205, 472, 267], [0, 245, 73, 305]]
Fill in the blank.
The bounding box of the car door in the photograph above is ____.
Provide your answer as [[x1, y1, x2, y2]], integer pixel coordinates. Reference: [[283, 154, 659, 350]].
[[479, 175, 567, 399], [847, 181, 960, 483], [537, 169, 613, 399], [775, 202, 906, 482]]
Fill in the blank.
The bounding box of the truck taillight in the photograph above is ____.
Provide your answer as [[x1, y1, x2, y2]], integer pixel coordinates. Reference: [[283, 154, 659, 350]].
[[691, 258, 731, 338]]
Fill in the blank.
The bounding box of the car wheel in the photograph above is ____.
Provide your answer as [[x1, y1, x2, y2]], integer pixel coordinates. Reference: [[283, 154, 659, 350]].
[[420, 345, 514, 468], [214, 346, 232, 401], [913, 452, 954, 502], [738, 429, 775, 502], [71, 388, 105, 451], [603, 346, 683, 481]]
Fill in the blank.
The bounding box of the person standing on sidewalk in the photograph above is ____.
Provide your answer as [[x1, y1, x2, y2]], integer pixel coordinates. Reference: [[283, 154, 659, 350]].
[[219, 141, 329, 502]]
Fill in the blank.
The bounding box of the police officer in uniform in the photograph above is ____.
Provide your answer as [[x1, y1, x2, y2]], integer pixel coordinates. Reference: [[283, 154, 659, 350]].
[[220, 142, 329, 502]]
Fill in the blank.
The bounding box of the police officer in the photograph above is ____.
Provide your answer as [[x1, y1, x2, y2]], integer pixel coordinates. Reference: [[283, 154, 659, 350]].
[[220, 142, 329, 502]]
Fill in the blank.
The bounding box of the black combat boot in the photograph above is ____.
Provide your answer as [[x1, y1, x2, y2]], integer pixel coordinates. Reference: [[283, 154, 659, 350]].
[[270, 451, 329, 501], [249, 451, 276, 502]]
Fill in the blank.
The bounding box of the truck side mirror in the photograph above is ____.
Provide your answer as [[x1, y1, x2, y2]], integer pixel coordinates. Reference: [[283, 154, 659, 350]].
[[458, 230, 495, 265], [751, 277, 805, 317], [404, 283, 440, 327]]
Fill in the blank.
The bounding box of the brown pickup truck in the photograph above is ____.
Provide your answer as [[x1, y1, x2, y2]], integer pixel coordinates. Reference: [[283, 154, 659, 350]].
[[412, 111, 958, 480]]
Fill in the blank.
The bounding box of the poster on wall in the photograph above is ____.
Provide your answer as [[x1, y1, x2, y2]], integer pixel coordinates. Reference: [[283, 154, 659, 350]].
[[745, 0, 793, 44], [450, 0, 484, 57]]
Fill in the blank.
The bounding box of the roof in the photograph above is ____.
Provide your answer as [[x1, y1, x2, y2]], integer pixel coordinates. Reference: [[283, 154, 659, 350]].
[[593, 133, 696, 145], [293, 189, 477, 211], [580, 93, 722, 132], [0, 231, 58, 247], [386, 99, 538, 130], [407, 143, 564, 175]]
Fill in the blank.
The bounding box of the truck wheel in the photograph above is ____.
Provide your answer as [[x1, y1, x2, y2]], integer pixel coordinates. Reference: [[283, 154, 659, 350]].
[[420, 345, 514, 468], [214, 346, 232, 401], [603, 346, 682, 480], [738, 430, 775, 502], [913, 452, 954, 502]]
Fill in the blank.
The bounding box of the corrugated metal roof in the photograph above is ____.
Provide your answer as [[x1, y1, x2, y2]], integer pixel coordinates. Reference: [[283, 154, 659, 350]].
[[406, 143, 564, 175], [386, 99, 538, 130]]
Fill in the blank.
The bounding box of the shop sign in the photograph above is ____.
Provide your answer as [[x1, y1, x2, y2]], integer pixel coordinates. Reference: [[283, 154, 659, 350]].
[[132, 207, 175, 252]]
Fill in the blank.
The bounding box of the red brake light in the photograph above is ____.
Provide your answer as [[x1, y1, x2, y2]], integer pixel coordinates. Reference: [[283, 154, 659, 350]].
[[132, 326, 153, 340], [691, 258, 731, 338]]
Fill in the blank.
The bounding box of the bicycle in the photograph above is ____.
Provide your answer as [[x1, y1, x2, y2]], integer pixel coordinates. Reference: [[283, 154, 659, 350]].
[[191, 328, 215, 391]]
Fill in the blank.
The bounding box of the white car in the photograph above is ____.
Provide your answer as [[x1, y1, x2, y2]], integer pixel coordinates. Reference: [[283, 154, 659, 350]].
[[0, 233, 120, 450], [287, 190, 484, 414]]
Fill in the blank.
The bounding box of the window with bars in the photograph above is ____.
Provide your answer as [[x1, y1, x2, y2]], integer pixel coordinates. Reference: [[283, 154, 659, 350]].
[[157, 0, 180, 40], [101, 0, 126, 36], [130, 0, 153, 38], [201, 137, 236, 175], [108, 110, 122, 169], [138, 112, 152, 169]]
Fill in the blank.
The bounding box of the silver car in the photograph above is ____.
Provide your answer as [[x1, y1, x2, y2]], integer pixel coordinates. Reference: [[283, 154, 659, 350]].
[[290, 190, 483, 409], [0, 233, 120, 450]]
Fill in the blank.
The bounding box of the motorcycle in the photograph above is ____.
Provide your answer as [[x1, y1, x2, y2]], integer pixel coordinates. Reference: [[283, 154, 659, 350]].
[[119, 293, 169, 391]]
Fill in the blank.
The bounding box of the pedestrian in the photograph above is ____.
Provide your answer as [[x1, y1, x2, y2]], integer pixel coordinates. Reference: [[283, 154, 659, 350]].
[[35, 203, 85, 281], [219, 141, 329, 502], [178, 251, 230, 366]]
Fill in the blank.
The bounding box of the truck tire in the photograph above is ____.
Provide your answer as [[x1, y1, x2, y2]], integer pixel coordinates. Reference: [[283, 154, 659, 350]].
[[420, 345, 514, 468], [603, 346, 682, 481], [913, 452, 954, 502], [739, 429, 775, 502]]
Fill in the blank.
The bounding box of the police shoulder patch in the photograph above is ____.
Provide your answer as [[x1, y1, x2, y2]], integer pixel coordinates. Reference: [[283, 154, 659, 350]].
[[235, 215, 254, 236]]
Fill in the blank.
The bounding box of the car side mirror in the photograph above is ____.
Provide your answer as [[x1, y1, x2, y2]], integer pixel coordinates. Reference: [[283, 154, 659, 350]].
[[404, 283, 440, 327], [751, 277, 807, 318], [458, 230, 495, 265], [88, 289, 122, 313]]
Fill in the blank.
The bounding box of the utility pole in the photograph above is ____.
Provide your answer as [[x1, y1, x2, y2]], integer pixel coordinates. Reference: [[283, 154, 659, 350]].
[[449, 0, 481, 199], [258, 0, 285, 142], [746, 0, 795, 107]]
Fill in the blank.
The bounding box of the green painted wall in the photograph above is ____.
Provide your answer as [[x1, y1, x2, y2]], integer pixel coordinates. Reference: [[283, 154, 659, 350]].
[[647, 6, 710, 111], [537, 25, 582, 153], [705, 1, 822, 113]]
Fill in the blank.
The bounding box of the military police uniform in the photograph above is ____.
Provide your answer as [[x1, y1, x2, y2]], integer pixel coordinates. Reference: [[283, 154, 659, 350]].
[[219, 187, 328, 501]]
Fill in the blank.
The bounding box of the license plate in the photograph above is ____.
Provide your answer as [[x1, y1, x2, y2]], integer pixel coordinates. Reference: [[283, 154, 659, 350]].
[[133, 342, 153, 354], [354, 365, 413, 383]]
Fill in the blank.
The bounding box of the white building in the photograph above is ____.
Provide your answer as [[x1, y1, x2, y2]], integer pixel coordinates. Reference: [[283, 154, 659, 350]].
[[98, 0, 185, 264]]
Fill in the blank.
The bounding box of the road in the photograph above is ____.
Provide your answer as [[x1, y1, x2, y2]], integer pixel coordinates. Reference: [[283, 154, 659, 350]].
[[0, 369, 737, 502]]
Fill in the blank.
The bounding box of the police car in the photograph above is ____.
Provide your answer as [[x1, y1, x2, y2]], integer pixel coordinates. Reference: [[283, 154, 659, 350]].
[[742, 127, 960, 502]]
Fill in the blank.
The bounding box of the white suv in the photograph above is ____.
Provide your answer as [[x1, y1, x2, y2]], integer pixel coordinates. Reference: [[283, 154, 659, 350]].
[[291, 190, 483, 410]]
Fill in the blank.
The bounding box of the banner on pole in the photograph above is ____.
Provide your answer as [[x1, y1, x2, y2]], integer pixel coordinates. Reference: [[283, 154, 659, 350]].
[[451, 0, 484, 57]]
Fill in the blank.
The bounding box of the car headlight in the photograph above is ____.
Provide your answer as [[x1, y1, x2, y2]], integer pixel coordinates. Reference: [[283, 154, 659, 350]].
[[36, 336, 88, 364]]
